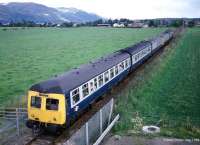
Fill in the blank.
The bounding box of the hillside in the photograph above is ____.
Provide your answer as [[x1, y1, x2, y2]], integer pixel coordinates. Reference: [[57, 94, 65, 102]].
[[0, 2, 101, 23]]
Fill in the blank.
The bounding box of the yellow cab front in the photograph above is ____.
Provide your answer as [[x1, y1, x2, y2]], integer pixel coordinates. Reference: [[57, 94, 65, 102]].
[[27, 90, 66, 125]]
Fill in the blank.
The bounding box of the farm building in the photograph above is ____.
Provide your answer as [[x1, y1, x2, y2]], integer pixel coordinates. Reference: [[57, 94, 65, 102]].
[[113, 23, 125, 28], [97, 24, 111, 27], [127, 22, 147, 28]]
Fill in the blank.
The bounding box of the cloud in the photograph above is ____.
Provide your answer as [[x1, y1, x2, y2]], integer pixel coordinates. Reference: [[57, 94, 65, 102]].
[[0, 0, 199, 18]]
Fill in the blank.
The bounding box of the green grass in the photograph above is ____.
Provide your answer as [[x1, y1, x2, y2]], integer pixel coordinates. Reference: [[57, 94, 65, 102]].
[[0, 27, 165, 106], [113, 28, 200, 138]]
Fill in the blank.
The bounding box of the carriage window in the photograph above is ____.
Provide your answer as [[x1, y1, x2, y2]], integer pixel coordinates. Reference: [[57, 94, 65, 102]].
[[104, 71, 109, 83], [125, 60, 128, 68], [119, 62, 124, 72], [129, 58, 131, 65], [90, 81, 94, 93], [135, 54, 139, 61], [94, 78, 98, 89], [122, 62, 125, 69], [46, 98, 59, 110], [115, 65, 118, 75], [98, 74, 103, 87], [142, 50, 145, 56], [110, 68, 114, 79], [82, 83, 89, 97], [135, 55, 137, 61], [31, 96, 41, 108], [132, 56, 135, 62], [119, 64, 122, 72], [72, 88, 80, 105]]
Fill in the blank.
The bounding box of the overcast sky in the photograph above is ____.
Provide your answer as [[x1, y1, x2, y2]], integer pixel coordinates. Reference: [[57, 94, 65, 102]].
[[0, 0, 199, 19]]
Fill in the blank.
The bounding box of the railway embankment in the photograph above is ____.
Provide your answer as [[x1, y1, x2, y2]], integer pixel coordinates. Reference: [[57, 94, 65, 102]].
[[112, 28, 200, 139]]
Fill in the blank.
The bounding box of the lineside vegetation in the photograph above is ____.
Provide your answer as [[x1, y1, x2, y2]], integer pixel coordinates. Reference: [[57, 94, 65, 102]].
[[114, 28, 200, 138]]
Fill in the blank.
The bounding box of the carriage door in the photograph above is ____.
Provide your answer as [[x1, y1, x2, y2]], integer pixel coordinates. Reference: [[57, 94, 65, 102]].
[[89, 80, 94, 94]]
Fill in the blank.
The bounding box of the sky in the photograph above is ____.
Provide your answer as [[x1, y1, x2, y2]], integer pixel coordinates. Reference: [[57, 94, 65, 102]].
[[0, 0, 199, 19]]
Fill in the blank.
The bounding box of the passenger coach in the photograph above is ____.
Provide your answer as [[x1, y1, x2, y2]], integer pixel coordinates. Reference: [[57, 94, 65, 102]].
[[26, 29, 174, 131]]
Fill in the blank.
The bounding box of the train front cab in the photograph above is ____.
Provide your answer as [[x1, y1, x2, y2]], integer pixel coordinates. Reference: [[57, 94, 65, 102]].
[[27, 91, 66, 129]]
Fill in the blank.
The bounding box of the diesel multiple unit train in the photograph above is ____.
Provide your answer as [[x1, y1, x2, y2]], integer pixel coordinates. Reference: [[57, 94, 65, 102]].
[[26, 29, 175, 131]]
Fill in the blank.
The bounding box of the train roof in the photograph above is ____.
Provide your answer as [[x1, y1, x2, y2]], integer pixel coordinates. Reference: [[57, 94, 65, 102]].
[[144, 29, 174, 44], [122, 41, 151, 55], [30, 51, 129, 94]]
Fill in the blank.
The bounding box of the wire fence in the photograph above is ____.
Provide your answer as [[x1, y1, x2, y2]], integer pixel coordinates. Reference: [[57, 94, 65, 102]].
[[62, 99, 115, 145], [0, 108, 28, 144]]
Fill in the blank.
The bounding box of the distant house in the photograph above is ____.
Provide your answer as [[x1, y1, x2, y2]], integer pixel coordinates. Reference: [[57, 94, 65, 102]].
[[195, 21, 200, 27], [73, 23, 78, 27], [2, 23, 10, 26], [127, 22, 144, 28], [113, 23, 125, 28], [143, 24, 149, 28], [36, 22, 45, 26], [97, 24, 111, 27], [127, 21, 149, 28], [56, 24, 61, 27]]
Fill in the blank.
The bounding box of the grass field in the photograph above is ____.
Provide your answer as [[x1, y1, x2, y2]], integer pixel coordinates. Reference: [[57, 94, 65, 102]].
[[0, 27, 165, 106], [113, 28, 200, 138]]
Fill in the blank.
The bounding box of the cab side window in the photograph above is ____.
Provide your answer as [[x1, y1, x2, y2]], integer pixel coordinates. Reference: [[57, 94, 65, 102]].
[[72, 88, 80, 105]]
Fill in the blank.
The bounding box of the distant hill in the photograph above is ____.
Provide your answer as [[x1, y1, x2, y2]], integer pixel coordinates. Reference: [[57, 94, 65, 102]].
[[0, 2, 102, 24]]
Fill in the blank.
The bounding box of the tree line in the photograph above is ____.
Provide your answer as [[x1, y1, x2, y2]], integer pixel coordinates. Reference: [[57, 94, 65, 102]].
[[0, 18, 197, 27]]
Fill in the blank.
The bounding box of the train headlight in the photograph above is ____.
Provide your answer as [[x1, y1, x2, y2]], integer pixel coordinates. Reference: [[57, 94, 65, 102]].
[[31, 114, 35, 117]]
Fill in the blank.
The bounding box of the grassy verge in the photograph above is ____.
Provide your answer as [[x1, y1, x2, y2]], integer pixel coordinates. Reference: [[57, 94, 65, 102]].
[[0, 27, 165, 106], [113, 28, 200, 138]]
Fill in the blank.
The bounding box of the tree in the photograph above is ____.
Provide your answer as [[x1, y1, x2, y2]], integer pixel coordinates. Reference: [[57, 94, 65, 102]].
[[170, 20, 183, 27], [93, 19, 103, 26], [148, 20, 154, 27], [113, 19, 119, 24], [148, 20, 158, 27], [61, 22, 73, 27], [188, 20, 195, 27], [107, 19, 113, 25]]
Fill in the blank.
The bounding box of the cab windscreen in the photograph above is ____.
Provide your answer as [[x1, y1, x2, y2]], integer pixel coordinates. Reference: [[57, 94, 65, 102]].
[[46, 98, 59, 110], [31, 96, 41, 108]]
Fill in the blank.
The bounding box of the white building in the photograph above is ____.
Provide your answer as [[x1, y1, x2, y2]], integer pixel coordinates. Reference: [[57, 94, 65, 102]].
[[113, 23, 125, 28]]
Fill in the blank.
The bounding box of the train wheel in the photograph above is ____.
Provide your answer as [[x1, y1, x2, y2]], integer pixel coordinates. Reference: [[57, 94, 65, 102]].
[[32, 124, 42, 136]]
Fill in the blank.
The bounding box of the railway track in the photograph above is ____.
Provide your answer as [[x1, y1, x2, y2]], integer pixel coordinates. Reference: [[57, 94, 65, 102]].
[[24, 97, 112, 145], [25, 134, 56, 145], [18, 28, 184, 145]]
